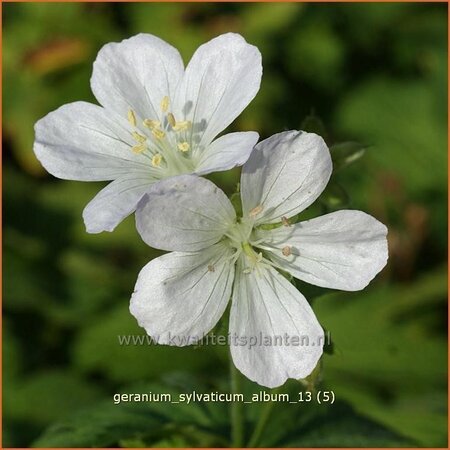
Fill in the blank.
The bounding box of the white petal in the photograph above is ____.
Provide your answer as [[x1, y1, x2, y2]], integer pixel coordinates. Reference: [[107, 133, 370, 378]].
[[91, 34, 184, 119], [173, 33, 262, 148], [136, 175, 235, 252], [257, 210, 388, 291], [34, 102, 149, 181], [241, 131, 332, 224], [130, 243, 234, 345], [230, 261, 324, 388], [83, 173, 154, 234], [195, 132, 259, 175]]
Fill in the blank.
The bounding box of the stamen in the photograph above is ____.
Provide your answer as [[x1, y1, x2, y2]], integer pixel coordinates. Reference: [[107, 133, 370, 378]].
[[143, 119, 161, 130], [161, 96, 169, 113], [127, 109, 137, 127], [132, 131, 147, 143], [207, 264, 215, 273], [282, 246, 292, 257], [173, 121, 191, 132], [152, 128, 166, 140], [132, 143, 146, 154], [281, 216, 292, 227], [167, 113, 176, 127], [152, 154, 163, 167], [177, 142, 190, 152], [249, 205, 263, 217]]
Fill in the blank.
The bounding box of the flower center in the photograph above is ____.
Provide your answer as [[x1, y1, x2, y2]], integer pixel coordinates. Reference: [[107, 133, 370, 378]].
[[224, 210, 267, 274], [126, 97, 199, 177], [225, 219, 254, 250]]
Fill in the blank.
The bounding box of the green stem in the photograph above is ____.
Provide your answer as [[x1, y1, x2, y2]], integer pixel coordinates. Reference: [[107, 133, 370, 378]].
[[230, 358, 244, 447], [247, 388, 280, 447]]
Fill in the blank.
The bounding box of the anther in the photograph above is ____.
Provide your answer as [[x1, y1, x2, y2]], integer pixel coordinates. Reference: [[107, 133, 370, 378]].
[[161, 96, 169, 113], [281, 216, 292, 227], [143, 119, 161, 130], [282, 246, 292, 257], [132, 131, 147, 143], [152, 154, 163, 167], [173, 121, 191, 132], [249, 205, 263, 217], [207, 264, 215, 272], [132, 143, 146, 154], [177, 142, 190, 152], [152, 128, 166, 140], [127, 109, 137, 127], [167, 113, 176, 127]]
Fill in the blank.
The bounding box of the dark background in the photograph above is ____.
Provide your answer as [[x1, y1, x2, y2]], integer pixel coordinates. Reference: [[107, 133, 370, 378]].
[[3, 2, 447, 447]]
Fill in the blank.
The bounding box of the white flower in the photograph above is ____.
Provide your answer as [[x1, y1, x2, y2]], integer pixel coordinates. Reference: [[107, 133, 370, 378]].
[[130, 130, 388, 388], [33, 33, 262, 233]]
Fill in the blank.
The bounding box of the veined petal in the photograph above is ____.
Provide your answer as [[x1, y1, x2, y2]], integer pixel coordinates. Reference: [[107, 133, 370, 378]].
[[195, 132, 259, 176], [256, 210, 388, 291], [34, 102, 150, 181], [230, 260, 324, 388], [130, 242, 234, 345], [136, 175, 236, 252], [241, 131, 332, 224], [174, 33, 262, 148], [91, 34, 184, 119], [83, 172, 154, 234]]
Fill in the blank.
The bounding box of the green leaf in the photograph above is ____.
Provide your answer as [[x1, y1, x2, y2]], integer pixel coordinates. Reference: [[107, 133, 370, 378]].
[[33, 381, 228, 448], [4, 370, 103, 426], [71, 304, 225, 383], [336, 79, 447, 194], [280, 401, 413, 447], [33, 402, 162, 448], [314, 266, 448, 446]]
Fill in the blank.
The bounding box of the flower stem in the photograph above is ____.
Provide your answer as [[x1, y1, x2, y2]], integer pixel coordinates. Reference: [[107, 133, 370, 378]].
[[247, 388, 280, 447], [230, 358, 244, 447]]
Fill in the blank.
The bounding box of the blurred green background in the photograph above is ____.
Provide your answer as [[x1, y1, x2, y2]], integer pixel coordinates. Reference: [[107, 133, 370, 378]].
[[3, 2, 447, 448]]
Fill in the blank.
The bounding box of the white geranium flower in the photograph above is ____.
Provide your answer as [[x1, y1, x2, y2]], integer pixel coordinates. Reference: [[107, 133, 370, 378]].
[[33, 33, 262, 233], [130, 131, 388, 388]]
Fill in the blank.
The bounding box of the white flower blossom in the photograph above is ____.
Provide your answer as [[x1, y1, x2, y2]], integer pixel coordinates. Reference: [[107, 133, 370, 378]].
[[130, 130, 388, 388], [33, 33, 262, 233]]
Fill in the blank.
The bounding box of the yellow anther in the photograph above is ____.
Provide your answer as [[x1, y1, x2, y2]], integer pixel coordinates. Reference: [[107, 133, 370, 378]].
[[282, 246, 292, 257], [281, 216, 292, 227], [173, 121, 191, 132], [167, 113, 176, 127], [177, 142, 190, 152], [132, 131, 147, 143], [152, 128, 166, 140], [161, 96, 169, 113], [152, 154, 163, 167], [143, 119, 161, 130], [249, 205, 263, 217], [132, 143, 146, 154], [127, 109, 137, 127]]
